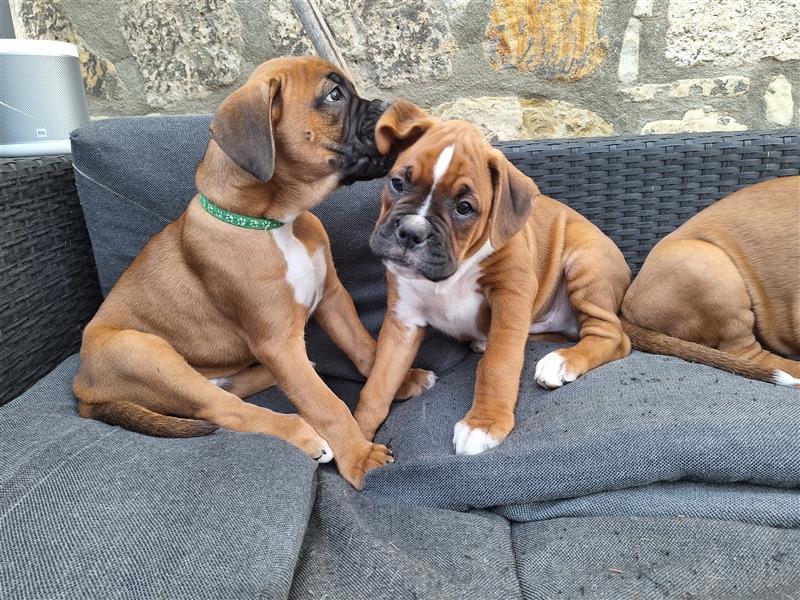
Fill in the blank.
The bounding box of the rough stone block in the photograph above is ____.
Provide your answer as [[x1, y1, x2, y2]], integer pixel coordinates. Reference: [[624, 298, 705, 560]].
[[617, 18, 640, 84], [263, 0, 456, 91], [119, 0, 243, 109], [620, 76, 750, 102], [640, 106, 747, 134], [10, 0, 123, 99], [431, 96, 613, 141], [484, 0, 609, 81], [665, 0, 800, 67], [764, 75, 794, 126]]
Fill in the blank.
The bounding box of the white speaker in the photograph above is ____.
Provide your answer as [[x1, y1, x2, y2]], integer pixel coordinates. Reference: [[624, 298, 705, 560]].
[[0, 39, 90, 157]]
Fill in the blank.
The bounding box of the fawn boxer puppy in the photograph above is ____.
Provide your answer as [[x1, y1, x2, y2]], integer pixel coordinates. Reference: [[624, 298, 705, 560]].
[[353, 101, 632, 454], [73, 57, 432, 489], [622, 176, 800, 388]]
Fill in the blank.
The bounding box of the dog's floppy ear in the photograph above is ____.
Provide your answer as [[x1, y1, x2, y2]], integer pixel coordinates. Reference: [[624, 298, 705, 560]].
[[487, 149, 538, 248], [210, 78, 279, 182], [375, 99, 435, 155]]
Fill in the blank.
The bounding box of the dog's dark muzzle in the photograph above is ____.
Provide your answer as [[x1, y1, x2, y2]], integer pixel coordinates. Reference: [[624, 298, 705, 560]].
[[338, 98, 396, 186], [369, 213, 458, 282]]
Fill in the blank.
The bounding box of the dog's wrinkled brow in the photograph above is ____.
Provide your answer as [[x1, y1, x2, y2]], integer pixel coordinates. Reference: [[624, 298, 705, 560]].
[[326, 72, 345, 85]]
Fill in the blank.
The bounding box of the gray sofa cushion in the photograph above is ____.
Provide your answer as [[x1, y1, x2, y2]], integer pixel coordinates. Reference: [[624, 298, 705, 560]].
[[70, 115, 468, 382], [3, 117, 798, 598], [0, 356, 317, 600], [3, 353, 799, 599], [512, 517, 800, 599], [362, 343, 800, 520]]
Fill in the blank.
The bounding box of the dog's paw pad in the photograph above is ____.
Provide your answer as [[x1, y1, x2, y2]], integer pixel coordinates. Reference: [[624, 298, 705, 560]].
[[534, 351, 577, 389], [452, 420, 500, 455]]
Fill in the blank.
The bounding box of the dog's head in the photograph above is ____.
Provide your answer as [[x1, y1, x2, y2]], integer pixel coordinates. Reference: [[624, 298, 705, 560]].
[[369, 101, 539, 282], [209, 56, 393, 188]]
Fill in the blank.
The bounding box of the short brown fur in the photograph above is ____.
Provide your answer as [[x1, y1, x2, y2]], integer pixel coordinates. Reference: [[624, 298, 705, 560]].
[[73, 58, 430, 489], [354, 102, 632, 446], [622, 176, 800, 386]]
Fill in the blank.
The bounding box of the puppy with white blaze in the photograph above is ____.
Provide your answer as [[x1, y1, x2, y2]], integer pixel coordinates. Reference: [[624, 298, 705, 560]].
[[354, 101, 632, 455]]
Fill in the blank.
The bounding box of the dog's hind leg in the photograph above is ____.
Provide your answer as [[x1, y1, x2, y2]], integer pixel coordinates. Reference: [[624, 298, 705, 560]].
[[74, 326, 332, 461], [535, 221, 632, 389], [624, 239, 800, 386]]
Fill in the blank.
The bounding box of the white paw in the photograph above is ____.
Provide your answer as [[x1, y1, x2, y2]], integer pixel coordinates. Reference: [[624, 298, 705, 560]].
[[423, 371, 438, 389], [452, 420, 500, 455], [316, 439, 334, 463], [534, 351, 577, 389], [773, 370, 800, 387], [470, 339, 487, 353]]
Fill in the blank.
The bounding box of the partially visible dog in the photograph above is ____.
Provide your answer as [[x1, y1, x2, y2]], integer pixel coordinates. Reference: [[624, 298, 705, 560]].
[[353, 101, 632, 454], [74, 57, 432, 489], [622, 176, 800, 388]]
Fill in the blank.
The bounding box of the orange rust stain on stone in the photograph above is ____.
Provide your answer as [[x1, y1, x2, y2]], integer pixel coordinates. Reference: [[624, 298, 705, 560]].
[[485, 0, 608, 80]]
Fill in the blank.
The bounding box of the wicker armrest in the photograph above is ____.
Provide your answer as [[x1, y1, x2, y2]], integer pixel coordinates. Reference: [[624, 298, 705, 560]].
[[0, 156, 102, 405]]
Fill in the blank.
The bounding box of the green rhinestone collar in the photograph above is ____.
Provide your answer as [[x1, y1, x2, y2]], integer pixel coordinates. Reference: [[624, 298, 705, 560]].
[[198, 194, 285, 231]]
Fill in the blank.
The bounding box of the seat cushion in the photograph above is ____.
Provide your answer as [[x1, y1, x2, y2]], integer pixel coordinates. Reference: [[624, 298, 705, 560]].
[[0, 355, 318, 600], [363, 342, 800, 524]]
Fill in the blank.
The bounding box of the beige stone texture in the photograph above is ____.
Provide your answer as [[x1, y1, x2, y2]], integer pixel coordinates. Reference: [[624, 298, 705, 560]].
[[621, 76, 751, 102], [484, 0, 609, 81], [665, 0, 800, 67], [633, 0, 653, 17], [320, 0, 457, 90], [431, 96, 613, 141], [641, 107, 748, 134], [431, 97, 525, 142], [263, 0, 456, 91], [9, 0, 123, 99], [764, 75, 794, 126], [119, 0, 243, 109], [617, 17, 641, 84]]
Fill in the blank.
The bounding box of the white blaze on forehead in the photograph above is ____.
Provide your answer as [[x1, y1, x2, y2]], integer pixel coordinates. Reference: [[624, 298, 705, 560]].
[[432, 143, 455, 182], [418, 144, 455, 217]]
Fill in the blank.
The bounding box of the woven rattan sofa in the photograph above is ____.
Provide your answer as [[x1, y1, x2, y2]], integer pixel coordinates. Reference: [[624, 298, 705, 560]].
[[1, 120, 799, 599]]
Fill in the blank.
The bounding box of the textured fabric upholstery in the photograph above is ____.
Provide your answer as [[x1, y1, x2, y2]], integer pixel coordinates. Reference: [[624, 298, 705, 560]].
[[2, 117, 798, 598]]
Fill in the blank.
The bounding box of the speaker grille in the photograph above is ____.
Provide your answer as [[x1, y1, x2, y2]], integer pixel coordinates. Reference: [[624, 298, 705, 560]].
[[0, 52, 89, 145]]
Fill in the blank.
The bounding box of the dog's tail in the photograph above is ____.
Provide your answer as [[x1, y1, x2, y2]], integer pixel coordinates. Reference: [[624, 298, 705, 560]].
[[621, 319, 799, 387], [85, 399, 219, 438]]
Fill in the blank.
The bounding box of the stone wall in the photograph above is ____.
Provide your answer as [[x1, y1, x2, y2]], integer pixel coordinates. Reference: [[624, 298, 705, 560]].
[[9, 0, 799, 140]]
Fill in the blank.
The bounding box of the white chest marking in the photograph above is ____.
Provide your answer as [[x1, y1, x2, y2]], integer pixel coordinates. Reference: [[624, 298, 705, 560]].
[[418, 144, 454, 217], [271, 223, 327, 312], [530, 278, 580, 338], [391, 240, 493, 340]]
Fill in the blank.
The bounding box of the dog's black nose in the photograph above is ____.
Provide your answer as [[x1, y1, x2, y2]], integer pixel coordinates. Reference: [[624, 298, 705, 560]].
[[395, 215, 431, 249]]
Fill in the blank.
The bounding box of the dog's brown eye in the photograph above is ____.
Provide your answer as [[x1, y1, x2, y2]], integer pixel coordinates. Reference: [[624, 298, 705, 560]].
[[455, 200, 474, 216], [390, 177, 404, 193], [325, 86, 343, 103]]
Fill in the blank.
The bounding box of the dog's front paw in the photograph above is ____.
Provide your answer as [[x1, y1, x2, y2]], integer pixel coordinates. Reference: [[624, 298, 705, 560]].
[[452, 411, 514, 455], [395, 368, 437, 401], [534, 350, 578, 389], [336, 442, 394, 489]]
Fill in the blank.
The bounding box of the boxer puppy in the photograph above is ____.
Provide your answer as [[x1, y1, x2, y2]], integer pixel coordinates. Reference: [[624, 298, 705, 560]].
[[622, 177, 800, 387], [73, 57, 432, 489], [353, 101, 632, 454]]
